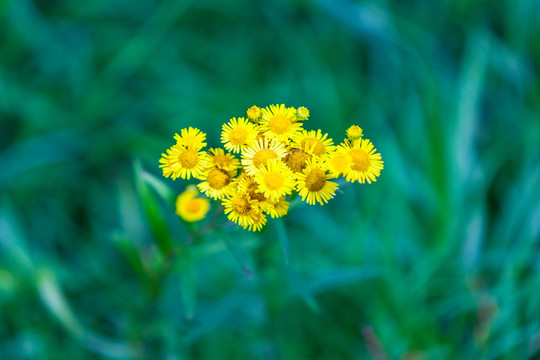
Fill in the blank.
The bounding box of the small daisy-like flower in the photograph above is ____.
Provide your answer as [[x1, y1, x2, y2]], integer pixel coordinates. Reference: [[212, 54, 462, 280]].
[[292, 129, 335, 157], [254, 159, 295, 201], [235, 172, 269, 205], [346, 125, 363, 141], [342, 139, 383, 184], [247, 105, 261, 123], [174, 127, 207, 150], [242, 210, 267, 232], [241, 138, 288, 175], [197, 167, 235, 200], [222, 192, 258, 227], [259, 104, 302, 143], [295, 159, 338, 205], [176, 185, 210, 222], [295, 106, 310, 120], [221, 117, 258, 153], [207, 148, 240, 172], [159, 144, 209, 180], [326, 147, 352, 178], [264, 196, 289, 218], [285, 149, 312, 173]]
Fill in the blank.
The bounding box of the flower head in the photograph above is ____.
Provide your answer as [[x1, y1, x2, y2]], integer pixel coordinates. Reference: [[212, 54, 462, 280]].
[[341, 139, 383, 184], [292, 129, 335, 157], [259, 104, 302, 143], [207, 148, 240, 172], [326, 148, 352, 178], [197, 167, 235, 200], [221, 117, 258, 153], [242, 211, 267, 232], [174, 127, 207, 151], [241, 138, 288, 175], [285, 149, 312, 173], [295, 159, 338, 205], [159, 144, 209, 180], [222, 192, 258, 227], [176, 185, 210, 222], [254, 159, 295, 201], [264, 196, 289, 218]]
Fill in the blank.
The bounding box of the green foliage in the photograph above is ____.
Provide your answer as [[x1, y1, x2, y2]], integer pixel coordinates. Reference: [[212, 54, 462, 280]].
[[1, 0, 540, 359]]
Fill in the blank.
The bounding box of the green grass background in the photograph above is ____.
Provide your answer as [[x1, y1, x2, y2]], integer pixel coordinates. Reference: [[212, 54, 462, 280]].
[[1, 0, 540, 358]]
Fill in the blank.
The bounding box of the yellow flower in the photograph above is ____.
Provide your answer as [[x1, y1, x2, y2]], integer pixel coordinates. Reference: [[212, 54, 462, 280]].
[[241, 138, 288, 175], [174, 127, 207, 151], [292, 129, 335, 157], [296, 106, 310, 120], [285, 149, 312, 173], [254, 159, 295, 201], [346, 125, 363, 141], [341, 139, 383, 184], [159, 143, 209, 180], [295, 159, 338, 205], [222, 192, 258, 227], [326, 148, 352, 178], [247, 105, 261, 123], [197, 167, 235, 200], [221, 117, 258, 153], [235, 172, 269, 204], [259, 104, 302, 143], [176, 185, 210, 222], [242, 210, 267, 231], [207, 148, 240, 172], [264, 196, 289, 218]]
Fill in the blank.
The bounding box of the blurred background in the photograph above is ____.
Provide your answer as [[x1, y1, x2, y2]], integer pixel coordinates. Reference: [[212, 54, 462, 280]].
[[1, 0, 540, 358]]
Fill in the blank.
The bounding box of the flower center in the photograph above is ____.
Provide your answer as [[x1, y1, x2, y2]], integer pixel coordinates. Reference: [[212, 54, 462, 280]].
[[207, 168, 230, 190], [252, 149, 277, 169], [269, 114, 292, 134], [213, 154, 231, 168], [185, 198, 202, 213], [301, 138, 326, 156], [349, 149, 370, 172], [179, 149, 199, 169], [264, 172, 284, 190], [229, 127, 248, 145], [231, 196, 252, 215], [305, 168, 327, 192], [247, 181, 267, 202], [286, 150, 311, 173]]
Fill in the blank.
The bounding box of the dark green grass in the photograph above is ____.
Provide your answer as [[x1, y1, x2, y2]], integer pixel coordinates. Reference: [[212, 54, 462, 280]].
[[1, 0, 540, 358]]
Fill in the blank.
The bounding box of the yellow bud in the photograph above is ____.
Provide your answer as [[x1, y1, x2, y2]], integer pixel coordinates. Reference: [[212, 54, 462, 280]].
[[296, 106, 310, 120], [246, 105, 261, 122], [346, 125, 363, 141]]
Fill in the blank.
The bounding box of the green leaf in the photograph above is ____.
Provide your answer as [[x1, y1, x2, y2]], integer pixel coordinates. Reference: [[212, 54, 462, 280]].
[[37, 269, 84, 338], [141, 169, 176, 206], [111, 232, 148, 279], [133, 159, 173, 256], [174, 246, 198, 320], [274, 218, 290, 264]]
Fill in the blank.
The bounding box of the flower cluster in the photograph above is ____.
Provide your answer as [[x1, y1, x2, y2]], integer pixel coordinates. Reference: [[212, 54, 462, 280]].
[[159, 104, 383, 231]]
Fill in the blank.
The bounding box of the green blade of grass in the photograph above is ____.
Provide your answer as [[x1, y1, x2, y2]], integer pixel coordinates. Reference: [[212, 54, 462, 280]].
[[274, 218, 290, 264], [133, 159, 173, 256], [174, 246, 198, 320]]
